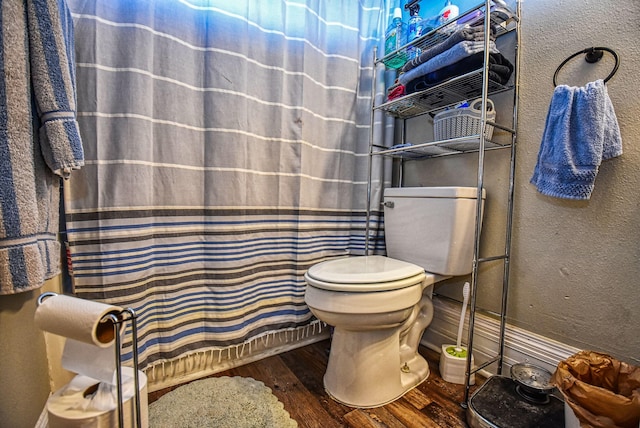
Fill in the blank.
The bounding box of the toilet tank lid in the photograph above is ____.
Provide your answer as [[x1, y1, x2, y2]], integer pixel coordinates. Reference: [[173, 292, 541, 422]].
[[384, 186, 485, 199]]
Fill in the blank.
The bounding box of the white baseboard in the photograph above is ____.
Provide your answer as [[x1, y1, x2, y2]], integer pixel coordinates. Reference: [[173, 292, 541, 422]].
[[422, 296, 580, 377]]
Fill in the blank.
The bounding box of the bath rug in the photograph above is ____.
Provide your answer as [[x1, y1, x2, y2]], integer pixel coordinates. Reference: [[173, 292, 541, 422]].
[[148, 376, 297, 428]]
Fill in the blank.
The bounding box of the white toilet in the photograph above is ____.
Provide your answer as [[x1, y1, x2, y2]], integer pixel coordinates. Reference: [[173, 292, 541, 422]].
[[304, 186, 484, 408]]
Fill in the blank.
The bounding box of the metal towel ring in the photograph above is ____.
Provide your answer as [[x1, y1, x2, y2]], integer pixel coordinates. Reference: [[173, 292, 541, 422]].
[[553, 47, 619, 87]]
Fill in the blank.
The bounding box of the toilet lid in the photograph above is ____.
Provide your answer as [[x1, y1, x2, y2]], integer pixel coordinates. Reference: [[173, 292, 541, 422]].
[[305, 255, 426, 292]]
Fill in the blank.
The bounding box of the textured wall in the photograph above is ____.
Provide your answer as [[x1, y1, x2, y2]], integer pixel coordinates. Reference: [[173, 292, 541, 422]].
[[404, 0, 640, 364], [513, 0, 640, 364], [0, 288, 51, 427]]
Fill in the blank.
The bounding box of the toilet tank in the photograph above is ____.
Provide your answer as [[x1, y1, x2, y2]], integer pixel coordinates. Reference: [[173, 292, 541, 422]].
[[383, 186, 485, 276]]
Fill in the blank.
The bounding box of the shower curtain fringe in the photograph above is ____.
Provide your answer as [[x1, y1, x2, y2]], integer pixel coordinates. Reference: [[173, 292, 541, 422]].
[[145, 321, 328, 391]]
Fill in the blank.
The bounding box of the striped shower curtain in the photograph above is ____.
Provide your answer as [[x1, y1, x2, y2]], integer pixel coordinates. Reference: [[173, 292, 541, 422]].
[[63, 0, 393, 371]]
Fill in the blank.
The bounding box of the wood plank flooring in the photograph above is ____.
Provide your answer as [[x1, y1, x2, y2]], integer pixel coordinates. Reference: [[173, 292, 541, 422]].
[[148, 339, 481, 427]]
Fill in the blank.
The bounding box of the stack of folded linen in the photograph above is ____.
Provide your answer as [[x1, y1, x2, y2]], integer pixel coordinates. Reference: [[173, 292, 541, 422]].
[[400, 24, 492, 74], [386, 18, 514, 101]]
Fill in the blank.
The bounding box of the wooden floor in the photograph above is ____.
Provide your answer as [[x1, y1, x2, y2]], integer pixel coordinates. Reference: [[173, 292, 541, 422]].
[[148, 339, 481, 427]]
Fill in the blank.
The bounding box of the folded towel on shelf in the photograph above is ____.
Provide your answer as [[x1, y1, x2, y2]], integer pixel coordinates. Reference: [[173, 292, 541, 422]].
[[530, 79, 622, 200], [386, 82, 406, 101], [404, 51, 514, 94], [401, 24, 495, 74], [398, 40, 499, 86]]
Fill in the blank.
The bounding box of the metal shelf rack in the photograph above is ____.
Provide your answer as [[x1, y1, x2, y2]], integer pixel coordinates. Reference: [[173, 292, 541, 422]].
[[365, 0, 521, 407]]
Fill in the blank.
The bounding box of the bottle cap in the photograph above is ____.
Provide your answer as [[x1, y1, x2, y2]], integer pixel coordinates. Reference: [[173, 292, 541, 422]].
[[393, 7, 402, 19]]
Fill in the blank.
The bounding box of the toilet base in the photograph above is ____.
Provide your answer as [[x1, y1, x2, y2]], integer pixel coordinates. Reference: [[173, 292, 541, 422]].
[[323, 326, 430, 408]]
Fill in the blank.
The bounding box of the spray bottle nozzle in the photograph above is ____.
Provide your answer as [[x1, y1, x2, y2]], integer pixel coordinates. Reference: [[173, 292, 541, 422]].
[[404, 0, 421, 13]]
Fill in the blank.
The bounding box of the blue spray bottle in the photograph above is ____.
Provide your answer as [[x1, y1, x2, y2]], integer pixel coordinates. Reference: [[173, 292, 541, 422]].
[[405, 1, 424, 60]]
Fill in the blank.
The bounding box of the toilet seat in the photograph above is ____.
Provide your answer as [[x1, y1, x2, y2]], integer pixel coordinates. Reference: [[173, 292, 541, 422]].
[[305, 255, 426, 292]]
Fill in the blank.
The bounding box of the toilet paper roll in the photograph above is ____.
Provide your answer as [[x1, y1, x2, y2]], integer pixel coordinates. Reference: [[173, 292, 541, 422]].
[[35, 294, 123, 348], [47, 367, 149, 428]]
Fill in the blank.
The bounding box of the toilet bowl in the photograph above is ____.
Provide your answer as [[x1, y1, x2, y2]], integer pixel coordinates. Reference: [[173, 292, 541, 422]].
[[305, 255, 437, 408], [304, 186, 484, 408]]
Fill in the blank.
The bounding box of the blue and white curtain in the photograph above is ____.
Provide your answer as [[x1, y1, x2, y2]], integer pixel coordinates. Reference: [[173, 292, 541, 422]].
[[63, 0, 392, 370]]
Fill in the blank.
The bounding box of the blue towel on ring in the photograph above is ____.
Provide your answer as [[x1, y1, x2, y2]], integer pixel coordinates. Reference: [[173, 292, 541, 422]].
[[530, 79, 622, 200]]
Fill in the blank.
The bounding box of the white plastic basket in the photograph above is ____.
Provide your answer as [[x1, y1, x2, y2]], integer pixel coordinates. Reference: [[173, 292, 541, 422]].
[[433, 98, 496, 141]]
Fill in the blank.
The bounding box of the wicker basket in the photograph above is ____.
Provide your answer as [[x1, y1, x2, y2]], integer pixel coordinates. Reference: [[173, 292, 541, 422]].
[[433, 98, 496, 141]]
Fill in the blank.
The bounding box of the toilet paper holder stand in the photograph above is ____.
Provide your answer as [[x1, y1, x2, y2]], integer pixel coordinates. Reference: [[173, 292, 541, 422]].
[[38, 292, 143, 428]]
